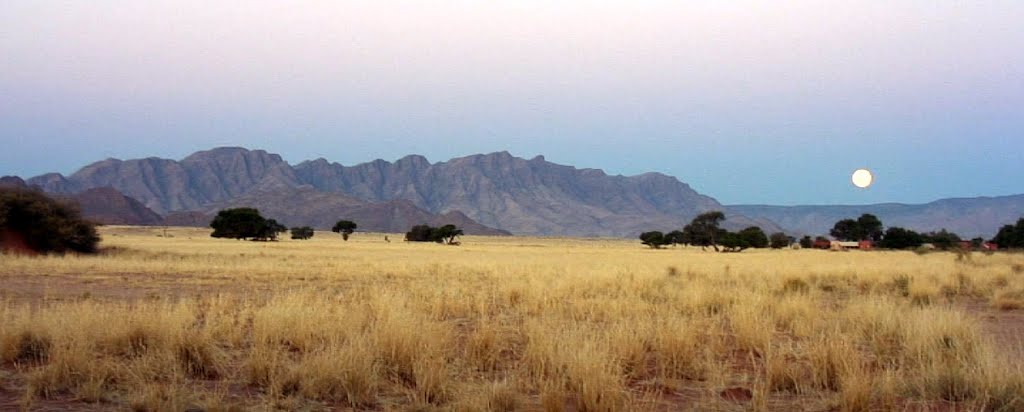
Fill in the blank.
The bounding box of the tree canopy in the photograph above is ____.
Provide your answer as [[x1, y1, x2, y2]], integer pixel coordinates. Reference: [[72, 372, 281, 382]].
[[332, 220, 357, 241], [639, 231, 669, 249], [209, 208, 286, 241], [683, 211, 726, 251], [719, 226, 769, 252], [991, 218, 1024, 249], [878, 227, 924, 250], [830, 213, 883, 241], [290, 226, 314, 240], [405, 224, 464, 245], [0, 187, 99, 254], [769, 232, 792, 249]]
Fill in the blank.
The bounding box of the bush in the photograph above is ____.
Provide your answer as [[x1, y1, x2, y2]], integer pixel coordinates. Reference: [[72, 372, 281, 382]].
[[290, 227, 314, 240], [639, 231, 668, 249], [209, 208, 286, 241], [0, 187, 99, 254], [404, 224, 463, 245]]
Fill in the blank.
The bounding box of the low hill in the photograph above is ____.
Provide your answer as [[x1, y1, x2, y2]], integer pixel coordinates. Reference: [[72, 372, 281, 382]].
[[730, 194, 1024, 239]]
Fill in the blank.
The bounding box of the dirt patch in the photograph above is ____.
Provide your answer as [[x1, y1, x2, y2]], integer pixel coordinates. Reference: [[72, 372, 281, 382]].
[[965, 300, 1024, 359]]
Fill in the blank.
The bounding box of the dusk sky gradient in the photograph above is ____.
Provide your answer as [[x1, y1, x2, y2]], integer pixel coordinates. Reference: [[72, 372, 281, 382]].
[[2, 1, 1022, 205]]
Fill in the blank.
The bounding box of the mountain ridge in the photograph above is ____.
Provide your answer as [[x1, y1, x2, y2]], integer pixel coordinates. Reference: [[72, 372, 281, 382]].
[[26, 147, 778, 237]]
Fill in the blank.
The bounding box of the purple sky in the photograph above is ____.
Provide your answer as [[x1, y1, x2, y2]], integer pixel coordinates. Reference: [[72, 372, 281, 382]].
[[2, 1, 1022, 205]]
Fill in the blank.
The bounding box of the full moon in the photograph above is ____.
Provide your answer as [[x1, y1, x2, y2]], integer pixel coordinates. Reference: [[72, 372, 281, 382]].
[[852, 169, 873, 188]]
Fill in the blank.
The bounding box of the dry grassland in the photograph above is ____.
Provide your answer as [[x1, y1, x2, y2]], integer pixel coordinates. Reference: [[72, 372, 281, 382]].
[[2, 226, 1024, 411]]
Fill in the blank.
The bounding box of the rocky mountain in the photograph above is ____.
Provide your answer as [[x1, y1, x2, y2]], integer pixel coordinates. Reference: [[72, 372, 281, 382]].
[[293, 152, 777, 236], [27, 147, 777, 236], [730, 194, 1024, 239], [0, 176, 29, 189], [65, 187, 166, 226], [29, 148, 299, 214]]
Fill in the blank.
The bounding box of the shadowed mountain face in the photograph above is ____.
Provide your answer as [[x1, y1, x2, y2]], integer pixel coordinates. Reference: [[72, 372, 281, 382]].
[[27, 147, 775, 236], [66, 187, 166, 226], [730, 195, 1024, 239]]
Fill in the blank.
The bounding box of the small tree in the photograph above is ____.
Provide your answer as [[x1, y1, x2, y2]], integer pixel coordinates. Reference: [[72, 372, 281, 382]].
[[639, 231, 669, 249], [405, 224, 434, 242], [432, 224, 464, 245], [665, 230, 687, 247], [405, 224, 463, 245], [769, 232, 791, 249], [210, 208, 266, 240], [332, 220, 357, 241], [290, 226, 315, 240], [830, 214, 883, 241], [0, 187, 99, 254], [878, 227, 923, 249], [799, 235, 814, 249], [739, 226, 769, 249], [991, 218, 1024, 249], [256, 219, 287, 241], [923, 229, 960, 250], [683, 211, 726, 251]]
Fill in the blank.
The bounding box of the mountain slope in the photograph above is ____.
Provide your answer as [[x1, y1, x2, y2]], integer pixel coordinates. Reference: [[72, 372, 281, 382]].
[[730, 195, 1024, 239], [26, 147, 777, 237], [67, 187, 166, 226], [29, 148, 298, 214], [294, 152, 776, 236], [189, 186, 510, 235]]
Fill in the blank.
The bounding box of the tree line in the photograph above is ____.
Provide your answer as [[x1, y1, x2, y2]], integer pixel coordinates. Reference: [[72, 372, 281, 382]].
[[641, 211, 1024, 251], [208, 207, 464, 245], [640, 211, 792, 252]]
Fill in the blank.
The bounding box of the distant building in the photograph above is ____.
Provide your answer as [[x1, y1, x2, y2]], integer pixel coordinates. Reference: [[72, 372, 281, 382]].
[[982, 242, 999, 251], [829, 240, 872, 250]]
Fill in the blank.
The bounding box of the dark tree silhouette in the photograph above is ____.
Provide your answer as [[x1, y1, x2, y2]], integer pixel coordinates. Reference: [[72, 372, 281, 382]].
[[639, 231, 669, 249], [209, 208, 285, 241], [290, 226, 315, 240], [878, 227, 924, 249], [683, 211, 726, 251], [769, 232, 792, 249], [0, 187, 99, 254], [332, 220, 357, 241]]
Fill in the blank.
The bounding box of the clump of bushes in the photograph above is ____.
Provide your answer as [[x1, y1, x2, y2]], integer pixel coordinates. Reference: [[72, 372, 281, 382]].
[[405, 224, 463, 245], [0, 187, 99, 254], [209, 208, 286, 241]]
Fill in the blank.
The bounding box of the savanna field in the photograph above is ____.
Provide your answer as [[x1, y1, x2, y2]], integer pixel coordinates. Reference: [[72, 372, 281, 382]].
[[1, 227, 1023, 411]]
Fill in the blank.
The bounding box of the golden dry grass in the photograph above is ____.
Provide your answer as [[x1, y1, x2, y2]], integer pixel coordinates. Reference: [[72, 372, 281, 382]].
[[1, 226, 1023, 411]]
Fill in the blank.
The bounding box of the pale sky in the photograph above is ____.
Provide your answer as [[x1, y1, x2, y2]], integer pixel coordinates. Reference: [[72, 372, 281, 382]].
[[1, 1, 1022, 205]]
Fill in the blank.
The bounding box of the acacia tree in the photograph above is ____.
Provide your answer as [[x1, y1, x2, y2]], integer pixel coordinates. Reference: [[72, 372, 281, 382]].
[[332, 220, 357, 241], [433, 224, 464, 245], [639, 231, 669, 249], [830, 213, 883, 241], [719, 226, 769, 252], [255, 219, 287, 241], [665, 230, 687, 247], [210, 208, 268, 240], [683, 211, 726, 251], [404, 224, 463, 245]]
